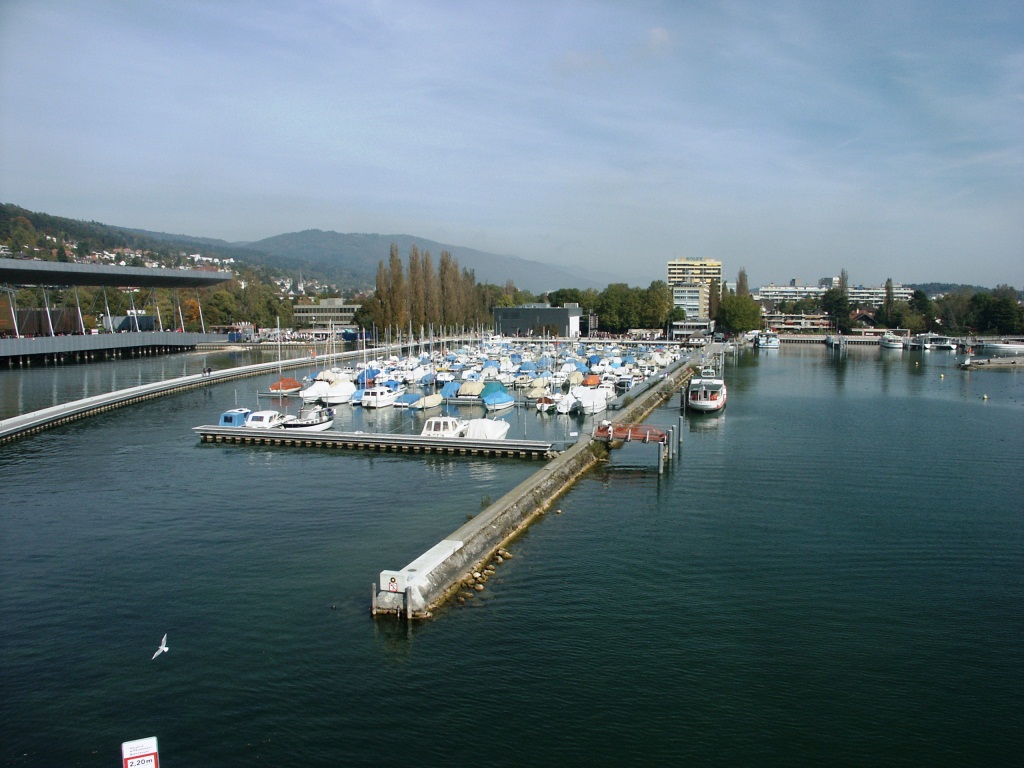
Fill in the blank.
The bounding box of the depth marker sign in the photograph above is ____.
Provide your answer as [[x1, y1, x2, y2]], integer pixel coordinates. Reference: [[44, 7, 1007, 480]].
[[121, 736, 159, 768]]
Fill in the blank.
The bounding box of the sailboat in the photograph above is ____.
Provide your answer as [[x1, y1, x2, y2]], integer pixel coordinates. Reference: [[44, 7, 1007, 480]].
[[269, 317, 302, 394]]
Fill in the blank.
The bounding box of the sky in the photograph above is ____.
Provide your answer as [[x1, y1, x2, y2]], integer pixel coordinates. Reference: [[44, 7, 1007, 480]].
[[1, 0, 1022, 290]]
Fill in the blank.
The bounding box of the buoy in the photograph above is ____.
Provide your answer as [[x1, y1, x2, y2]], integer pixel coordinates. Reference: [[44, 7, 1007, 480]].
[[983, 394, 988, 400]]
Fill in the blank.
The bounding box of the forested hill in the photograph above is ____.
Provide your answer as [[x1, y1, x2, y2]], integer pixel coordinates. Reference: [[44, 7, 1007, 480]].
[[0, 204, 594, 293]]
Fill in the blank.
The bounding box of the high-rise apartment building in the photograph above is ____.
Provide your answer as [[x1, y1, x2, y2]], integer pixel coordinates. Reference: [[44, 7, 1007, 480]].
[[667, 257, 722, 319]]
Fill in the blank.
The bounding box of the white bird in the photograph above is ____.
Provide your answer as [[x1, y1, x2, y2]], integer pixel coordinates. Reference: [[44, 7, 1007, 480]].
[[152, 633, 169, 660]]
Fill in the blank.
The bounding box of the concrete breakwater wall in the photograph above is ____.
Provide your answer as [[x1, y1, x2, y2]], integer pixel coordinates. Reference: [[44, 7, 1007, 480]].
[[373, 355, 697, 619]]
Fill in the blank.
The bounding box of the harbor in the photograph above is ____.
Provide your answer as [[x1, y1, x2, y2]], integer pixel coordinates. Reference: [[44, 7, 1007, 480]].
[[1, 341, 1020, 766]]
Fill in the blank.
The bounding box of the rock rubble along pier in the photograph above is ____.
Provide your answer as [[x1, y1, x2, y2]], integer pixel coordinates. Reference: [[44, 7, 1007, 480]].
[[372, 353, 697, 620]]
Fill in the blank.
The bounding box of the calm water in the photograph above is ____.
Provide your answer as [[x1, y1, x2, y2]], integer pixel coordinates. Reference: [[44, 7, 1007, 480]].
[[1, 345, 1021, 766]]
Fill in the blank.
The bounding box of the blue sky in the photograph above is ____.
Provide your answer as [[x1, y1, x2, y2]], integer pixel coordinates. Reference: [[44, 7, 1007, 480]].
[[1, 0, 1021, 289]]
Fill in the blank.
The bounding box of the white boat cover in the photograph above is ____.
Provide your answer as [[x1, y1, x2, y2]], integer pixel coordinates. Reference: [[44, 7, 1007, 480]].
[[465, 419, 510, 440]]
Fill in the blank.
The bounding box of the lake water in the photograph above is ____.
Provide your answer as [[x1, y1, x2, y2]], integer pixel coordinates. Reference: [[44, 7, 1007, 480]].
[[1, 344, 1021, 766]]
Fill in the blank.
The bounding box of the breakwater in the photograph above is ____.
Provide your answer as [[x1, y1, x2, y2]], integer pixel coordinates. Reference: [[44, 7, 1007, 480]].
[[372, 353, 697, 619], [0, 351, 330, 443]]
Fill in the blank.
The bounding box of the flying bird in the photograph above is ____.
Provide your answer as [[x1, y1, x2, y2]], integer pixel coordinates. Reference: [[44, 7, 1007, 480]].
[[152, 633, 169, 660]]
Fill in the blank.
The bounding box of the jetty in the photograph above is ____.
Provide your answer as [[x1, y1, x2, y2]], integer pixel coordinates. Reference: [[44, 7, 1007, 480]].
[[958, 357, 1023, 370], [193, 424, 556, 458], [372, 351, 699, 621]]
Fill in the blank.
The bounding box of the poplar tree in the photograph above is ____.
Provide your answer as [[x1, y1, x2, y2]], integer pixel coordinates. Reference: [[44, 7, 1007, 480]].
[[407, 245, 425, 333], [737, 268, 749, 298], [422, 251, 441, 331], [388, 243, 408, 335]]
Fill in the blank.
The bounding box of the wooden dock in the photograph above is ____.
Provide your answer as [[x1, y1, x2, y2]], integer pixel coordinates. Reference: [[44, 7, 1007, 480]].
[[193, 425, 557, 459]]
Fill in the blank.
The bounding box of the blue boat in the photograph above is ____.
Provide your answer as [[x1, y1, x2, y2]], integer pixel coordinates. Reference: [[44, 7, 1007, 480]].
[[218, 408, 251, 427]]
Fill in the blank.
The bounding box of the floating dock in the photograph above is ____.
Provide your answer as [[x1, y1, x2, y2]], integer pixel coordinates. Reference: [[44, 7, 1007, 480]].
[[193, 425, 556, 458]]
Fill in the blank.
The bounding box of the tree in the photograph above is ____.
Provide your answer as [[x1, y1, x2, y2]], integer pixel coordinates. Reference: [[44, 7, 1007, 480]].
[[407, 246, 425, 333], [387, 244, 408, 335], [639, 280, 673, 329], [821, 287, 852, 333], [736, 268, 749, 298], [840, 268, 849, 298], [422, 251, 441, 329], [715, 294, 762, 333], [879, 277, 895, 326]]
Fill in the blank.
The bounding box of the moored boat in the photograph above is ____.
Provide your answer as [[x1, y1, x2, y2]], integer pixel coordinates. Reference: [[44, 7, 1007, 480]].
[[879, 332, 904, 349], [420, 415, 469, 438], [279, 403, 335, 432], [269, 376, 302, 394], [218, 407, 251, 427], [244, 409, 295, 428], [464, 418, 511, 440], [687, 366, 727, 412]]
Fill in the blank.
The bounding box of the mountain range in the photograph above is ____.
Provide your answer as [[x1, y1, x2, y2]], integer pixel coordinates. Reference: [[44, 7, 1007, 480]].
[[2, 203, 604, 293], [242, 230, 602, 292]]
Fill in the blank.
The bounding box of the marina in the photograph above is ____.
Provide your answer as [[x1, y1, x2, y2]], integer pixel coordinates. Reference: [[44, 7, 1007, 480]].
[[1, 341, 1021, 766]]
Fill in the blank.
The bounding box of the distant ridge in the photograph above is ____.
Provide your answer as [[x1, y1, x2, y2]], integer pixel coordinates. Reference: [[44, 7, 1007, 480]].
[[1, 203, 600, 293], [248, 230, 597, 292]]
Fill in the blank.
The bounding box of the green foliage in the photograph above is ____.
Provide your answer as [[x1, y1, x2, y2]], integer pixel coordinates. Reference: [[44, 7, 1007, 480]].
[[821, 287, 852, 333], [715, 294, 762, 333]]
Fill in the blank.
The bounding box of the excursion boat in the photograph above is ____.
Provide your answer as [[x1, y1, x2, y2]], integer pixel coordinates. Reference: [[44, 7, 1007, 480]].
[[687, 367, 727, 413], [218, 408, 252, 427], [279, 403, 335, 432], [243, 409, 295, 428], [420, 416, 469, 438], [908, 332, 956, 351], [755, 331, 780, 349]]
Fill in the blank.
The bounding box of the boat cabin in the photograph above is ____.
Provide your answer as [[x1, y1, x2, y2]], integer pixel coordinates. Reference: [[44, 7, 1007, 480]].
[[218, 408, 252, 427]]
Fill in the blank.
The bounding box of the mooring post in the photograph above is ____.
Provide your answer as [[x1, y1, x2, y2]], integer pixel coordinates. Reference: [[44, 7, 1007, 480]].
[[658, 442, 664, 474], [371, 583, 377, 616], [405, 587, 413, 622], [678, 415, 684, 445]]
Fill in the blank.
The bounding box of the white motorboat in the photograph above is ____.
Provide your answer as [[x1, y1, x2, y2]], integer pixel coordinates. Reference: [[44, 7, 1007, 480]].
[[361, 384, 405, 408], [755, 331, 780, 349], [279, 404, 335, 432], [420, 415, 469, 438], [687, 366, 727, 413], [244, 409, 295, 428], [879, 332, 904, 349]]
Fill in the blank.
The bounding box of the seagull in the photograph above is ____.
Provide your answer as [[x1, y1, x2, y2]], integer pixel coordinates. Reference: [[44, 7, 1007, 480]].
[[152, 633, 169, 660]]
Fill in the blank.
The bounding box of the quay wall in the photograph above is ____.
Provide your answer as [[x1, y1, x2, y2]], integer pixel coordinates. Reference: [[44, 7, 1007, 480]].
[[374, 354, 697, 618]]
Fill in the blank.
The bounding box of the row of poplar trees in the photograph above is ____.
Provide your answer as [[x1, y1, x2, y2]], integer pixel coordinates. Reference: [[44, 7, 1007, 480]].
[[358, 244, 496, 338]]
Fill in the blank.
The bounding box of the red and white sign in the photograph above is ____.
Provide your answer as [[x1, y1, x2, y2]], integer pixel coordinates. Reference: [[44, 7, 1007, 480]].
[[122, 736, 159, 768]]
